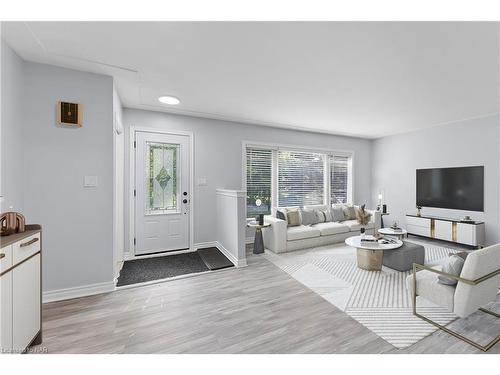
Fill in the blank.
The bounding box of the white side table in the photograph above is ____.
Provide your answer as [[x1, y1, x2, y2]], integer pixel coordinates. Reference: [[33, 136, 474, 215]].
[[378, 227, 408, 240]]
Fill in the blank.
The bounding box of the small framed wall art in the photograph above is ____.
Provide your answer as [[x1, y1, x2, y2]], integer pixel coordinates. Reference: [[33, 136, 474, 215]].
[[57, 101, 82, 127]]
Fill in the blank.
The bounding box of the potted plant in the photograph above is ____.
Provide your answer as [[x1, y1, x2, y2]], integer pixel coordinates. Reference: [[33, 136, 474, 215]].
[[356, 204, 372, 239]]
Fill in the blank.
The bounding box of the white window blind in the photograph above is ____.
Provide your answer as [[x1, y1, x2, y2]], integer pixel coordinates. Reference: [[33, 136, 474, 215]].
[[246, 148, 272, 217], [278, 150, 324, 207], [330, 155, 349, 204]]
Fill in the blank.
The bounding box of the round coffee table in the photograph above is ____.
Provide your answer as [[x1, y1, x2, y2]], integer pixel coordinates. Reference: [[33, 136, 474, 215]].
[[345, 235, 403, 271], [247, 222, 271, 254], [378, 227, 408, 240]]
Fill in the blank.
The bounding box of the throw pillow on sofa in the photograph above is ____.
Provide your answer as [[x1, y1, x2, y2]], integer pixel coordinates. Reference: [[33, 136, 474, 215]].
[[300, 208, 319, 226], [276, 208, 287, 223], [451, 251, 469, 261], [438, 255, 465, 286], [315, 209, 332, 223], [286, 208, 301, 227], [343, 205, 356, 220], [331, 206, 345, 222]]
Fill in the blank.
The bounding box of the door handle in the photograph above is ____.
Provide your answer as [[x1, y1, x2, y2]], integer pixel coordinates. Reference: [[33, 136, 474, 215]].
[[0, 253, 5, 260], [183, 199, 188, 204]]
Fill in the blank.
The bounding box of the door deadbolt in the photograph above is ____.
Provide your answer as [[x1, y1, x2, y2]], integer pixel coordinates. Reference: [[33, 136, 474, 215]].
[[183, 199, 188, 204]]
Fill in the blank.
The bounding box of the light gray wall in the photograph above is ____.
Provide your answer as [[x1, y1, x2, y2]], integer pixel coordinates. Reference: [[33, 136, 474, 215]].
[[22, 61, 114, 291], [123, 108, 373, 248], [372, 114, 500, 245], [1, 41, 24, 212]]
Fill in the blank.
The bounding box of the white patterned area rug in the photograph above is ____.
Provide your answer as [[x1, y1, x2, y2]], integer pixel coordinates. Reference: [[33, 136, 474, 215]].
[[264, 240, 460, 349]]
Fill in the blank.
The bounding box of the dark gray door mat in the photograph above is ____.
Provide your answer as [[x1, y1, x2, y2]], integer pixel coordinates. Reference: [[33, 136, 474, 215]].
[[197, 247, 234, 270], [116, 252, 209, 287]]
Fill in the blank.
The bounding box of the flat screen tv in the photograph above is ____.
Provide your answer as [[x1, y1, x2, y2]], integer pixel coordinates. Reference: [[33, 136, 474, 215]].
[[416, 166, 484, 212]]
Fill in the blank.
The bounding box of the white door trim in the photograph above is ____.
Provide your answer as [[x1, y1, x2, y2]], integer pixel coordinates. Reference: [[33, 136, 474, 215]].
[[128, 126, 194, 258]]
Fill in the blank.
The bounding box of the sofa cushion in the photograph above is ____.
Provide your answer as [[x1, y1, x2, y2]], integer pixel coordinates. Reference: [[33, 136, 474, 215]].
[[344, 219, 373, 231], [344, 220, 362, 231], [313, 222, 350, 236], [407, 268, 455, 312], [287, 225, 321, 241]]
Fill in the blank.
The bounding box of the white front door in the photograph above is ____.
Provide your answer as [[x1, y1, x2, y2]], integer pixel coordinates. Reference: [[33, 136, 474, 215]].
[[134, 131, 190, 255]]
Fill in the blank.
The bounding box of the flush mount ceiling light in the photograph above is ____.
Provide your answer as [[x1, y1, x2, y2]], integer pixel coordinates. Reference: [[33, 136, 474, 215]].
[[158, 95, 180, 105]]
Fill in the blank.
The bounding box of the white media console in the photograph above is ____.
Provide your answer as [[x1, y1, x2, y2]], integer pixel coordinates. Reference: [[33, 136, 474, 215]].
[[406, 214, 485, 248]]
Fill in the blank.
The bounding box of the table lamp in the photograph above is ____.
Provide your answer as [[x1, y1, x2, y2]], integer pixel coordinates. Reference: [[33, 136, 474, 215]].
[[255, 198, 264, 225]]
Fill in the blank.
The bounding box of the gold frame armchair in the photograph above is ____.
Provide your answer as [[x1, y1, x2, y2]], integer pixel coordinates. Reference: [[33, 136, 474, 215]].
[[407, 244, 500, 352]]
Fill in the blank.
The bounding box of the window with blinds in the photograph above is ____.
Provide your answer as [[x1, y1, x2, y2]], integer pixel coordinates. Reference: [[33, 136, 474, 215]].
[[278, 150, 324, 207], [330, 155, 349, 204], [246, 148, 272, 218]]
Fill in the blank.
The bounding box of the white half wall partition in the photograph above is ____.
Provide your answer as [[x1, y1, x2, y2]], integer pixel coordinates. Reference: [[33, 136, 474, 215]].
[[216, 189, 247, 267]]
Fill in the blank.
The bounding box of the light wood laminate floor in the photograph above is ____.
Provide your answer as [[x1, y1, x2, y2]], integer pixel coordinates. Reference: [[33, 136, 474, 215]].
[[34, 246, 499, 354]]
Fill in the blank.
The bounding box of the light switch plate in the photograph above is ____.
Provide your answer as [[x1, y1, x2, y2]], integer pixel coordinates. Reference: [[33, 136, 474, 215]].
[[84, 175, 98, 187]]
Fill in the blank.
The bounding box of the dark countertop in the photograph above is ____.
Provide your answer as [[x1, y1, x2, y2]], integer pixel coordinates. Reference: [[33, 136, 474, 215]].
[[406, 214, 484, 225], [1, 224, 42, 247]]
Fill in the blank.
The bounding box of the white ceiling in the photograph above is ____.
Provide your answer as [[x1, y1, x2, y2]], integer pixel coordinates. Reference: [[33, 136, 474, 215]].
[[2, 22, 499, 138]]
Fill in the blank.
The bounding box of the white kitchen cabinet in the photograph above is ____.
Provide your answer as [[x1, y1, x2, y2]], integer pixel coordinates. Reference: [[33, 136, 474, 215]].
[[0, 225, 42, 354], [12, 254, 41, 350], [0, 269, 13, 352]]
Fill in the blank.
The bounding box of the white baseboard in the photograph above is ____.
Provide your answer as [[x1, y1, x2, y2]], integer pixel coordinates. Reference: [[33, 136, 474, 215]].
[[43, 281, 115, 303], [215, 241, 247, 268], [43, 241, 244, 303], [193, 241, 217, 250]]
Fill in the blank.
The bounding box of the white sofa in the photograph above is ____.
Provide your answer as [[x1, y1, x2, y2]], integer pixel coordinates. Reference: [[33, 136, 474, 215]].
[[262, 204, 381, 254]]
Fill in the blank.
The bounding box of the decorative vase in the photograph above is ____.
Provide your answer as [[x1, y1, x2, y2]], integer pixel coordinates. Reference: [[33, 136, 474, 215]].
[[360, 227, 366, 239], [0, 212, 25, 236]]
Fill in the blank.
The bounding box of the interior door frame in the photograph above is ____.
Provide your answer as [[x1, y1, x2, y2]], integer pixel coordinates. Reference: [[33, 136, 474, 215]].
[[128, 126, 194, 259]]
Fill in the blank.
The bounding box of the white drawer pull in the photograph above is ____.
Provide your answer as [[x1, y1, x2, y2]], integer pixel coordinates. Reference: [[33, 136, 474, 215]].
[[20, 238, 39, 247], [0, 253, 5, 259]]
